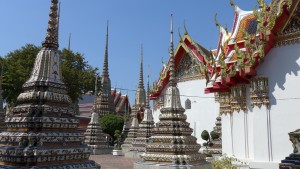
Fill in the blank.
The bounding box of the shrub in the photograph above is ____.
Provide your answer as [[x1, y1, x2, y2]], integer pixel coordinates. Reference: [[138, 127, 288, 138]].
[[201, 130, 210, 141], [210, 131, 220, 140]]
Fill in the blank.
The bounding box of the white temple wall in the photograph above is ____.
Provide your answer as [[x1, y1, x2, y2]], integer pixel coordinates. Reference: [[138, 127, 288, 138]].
[[223, 43, 300, 168], [222, 114, 234, 156], [152, 79, 218, 145], [253, 43, 300, 163], [232, 111, 247, 159]]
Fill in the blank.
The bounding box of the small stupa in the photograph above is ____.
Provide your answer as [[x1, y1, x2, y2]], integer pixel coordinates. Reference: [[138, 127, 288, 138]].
[[204, 116, 222, 156], [134, 15, 210, 169], [121, 115, 139, 154], [126, 72, 155, 158], [0, 0, 100, 168], [84, 112, 112, 154]]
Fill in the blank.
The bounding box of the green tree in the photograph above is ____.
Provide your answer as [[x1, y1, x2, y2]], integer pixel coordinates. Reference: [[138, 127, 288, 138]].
[[2, 44, 98, 105], [100, 113, 124, 139]]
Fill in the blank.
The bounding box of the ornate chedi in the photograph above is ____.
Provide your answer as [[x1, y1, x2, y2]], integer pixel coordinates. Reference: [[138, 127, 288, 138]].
[[126, 73, 155, 158], [204, 117, 222, 157], [0, 68, 6, 132], [132, 45, 147, 123], [84, 112, 112, 155], [0, 0, 100, 168], [121, 116, 139, 154], [92, 22, 115, 117], [135, 15, 210, 169]]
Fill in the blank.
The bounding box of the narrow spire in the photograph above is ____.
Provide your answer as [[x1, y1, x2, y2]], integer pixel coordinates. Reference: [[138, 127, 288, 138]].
[[138, 44, 144, 89], [145, 65, 150, 108], [68, 33, 71, 50], [169, 14, 176, 87], [42, 0, 59, 49], [102, 21, 109, 77]]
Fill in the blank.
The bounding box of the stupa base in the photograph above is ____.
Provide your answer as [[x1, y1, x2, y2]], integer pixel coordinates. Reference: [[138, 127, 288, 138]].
[[134, 161, 212, 169], [121, 146, 131, 154], [124, 151, 143, 158], [0, 160, 101, 169]]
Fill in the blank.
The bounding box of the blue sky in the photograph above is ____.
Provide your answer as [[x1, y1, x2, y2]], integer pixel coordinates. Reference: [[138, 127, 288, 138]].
[[0, 0, 271, 104]]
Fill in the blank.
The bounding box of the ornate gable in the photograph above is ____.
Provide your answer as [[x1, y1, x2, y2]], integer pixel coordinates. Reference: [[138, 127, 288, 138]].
[[175, 52, 204, 82], [276, 1, 300, 46]]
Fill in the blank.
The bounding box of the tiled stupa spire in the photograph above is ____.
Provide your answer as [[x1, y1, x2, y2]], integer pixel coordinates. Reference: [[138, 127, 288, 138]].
[[130, 72, 154, 153], [84, 112, 112, 154], [0, 66, 6, 132], [132, 45, 146, 123], [93, 22, 115, 117], [0, 0, 100, 168], [136, 15, 208, 168]]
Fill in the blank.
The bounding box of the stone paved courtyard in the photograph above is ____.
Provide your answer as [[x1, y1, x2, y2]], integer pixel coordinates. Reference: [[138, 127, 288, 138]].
[[90, 155, 140, 169]]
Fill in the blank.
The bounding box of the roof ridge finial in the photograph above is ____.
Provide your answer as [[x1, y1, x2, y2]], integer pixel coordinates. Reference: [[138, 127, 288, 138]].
[[169, 14, 176, 87], [102, 20, 109, 77], [138, 44, 144, 89], [184, 20, 188, 35], [42, 0, 59, 49]]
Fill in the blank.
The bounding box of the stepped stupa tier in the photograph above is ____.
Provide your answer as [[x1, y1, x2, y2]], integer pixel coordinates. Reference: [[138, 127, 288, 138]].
[[135, 15, 209, 169], [121, 115, 139, 153], [0, 0, 100, 168], [84, 112, 112, 154], [92, 22, 115, 117]]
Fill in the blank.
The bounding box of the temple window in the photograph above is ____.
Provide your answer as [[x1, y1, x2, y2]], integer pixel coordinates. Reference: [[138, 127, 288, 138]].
[[230, 85, 247, 112], [250, 76, 269, 108], [247, 19, 258, 34], [219, 92, 232, 115], [185, 99, 191, 109]]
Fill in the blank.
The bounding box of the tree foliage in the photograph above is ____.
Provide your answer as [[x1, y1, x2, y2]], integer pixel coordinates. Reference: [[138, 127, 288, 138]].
[[1, 44, 98, 104], [100, 113, 124, 139]]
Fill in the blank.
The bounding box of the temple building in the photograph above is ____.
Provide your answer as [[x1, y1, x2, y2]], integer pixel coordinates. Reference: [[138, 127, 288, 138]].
[[0, 0, 99, 168], [149, 0, 300, 168], [92, 23, 115, 117], [135, 15, 210, 169]]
